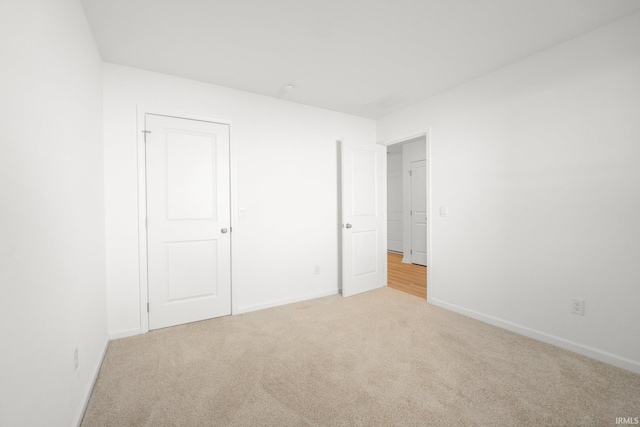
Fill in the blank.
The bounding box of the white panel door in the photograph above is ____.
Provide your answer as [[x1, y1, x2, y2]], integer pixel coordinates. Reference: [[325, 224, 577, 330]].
[[410, 160, 427, 266], [341, 141, 386, 297], [145, 114, 231, 330]]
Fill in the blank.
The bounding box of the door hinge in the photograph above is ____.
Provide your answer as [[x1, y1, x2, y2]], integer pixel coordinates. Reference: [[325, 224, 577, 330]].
[[410, 210, 413, 216], [409, 170, 412, 176], [410, 249, 413, 254], [147, 302, 149, 313], [145, 218, 148, 229]]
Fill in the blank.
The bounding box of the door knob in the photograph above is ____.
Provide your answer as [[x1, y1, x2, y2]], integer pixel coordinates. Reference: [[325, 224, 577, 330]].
[[221, 228, 228, 234], [345, 223, 352, 229]]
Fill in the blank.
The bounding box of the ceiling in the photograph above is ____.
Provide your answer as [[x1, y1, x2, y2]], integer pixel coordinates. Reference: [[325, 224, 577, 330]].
[[81, 0, 640, 119]]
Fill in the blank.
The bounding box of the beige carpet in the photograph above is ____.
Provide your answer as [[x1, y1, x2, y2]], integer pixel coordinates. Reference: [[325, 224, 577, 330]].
[[82, 288, 640, 426]]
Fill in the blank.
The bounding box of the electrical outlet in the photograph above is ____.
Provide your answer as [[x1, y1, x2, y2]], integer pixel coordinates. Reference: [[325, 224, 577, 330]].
[[74, 348, 79, 371], [571, 298, 585, 316], [314, 265, 320, 275]]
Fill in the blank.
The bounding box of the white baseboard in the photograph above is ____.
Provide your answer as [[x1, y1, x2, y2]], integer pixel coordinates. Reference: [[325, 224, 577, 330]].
[[74, 337, 109, 427], [430, 298, 640, 375], [109, 328, 143, 340], [235, 289, 339, 315], [110, 289, 341, 336], [402, 258, 411, 264]]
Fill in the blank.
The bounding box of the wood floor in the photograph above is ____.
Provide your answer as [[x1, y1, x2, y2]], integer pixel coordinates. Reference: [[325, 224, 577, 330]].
[[387, 252, 427, 299]]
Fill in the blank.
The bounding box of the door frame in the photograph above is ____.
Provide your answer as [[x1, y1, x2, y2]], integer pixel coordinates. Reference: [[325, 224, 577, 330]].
[[136, 106, 235, 333], [409, 159, 427, 266], [379, 128, 432, 301]]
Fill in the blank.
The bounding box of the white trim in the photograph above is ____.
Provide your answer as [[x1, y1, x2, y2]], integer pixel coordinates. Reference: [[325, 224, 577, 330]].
[[378, 128, 431, 300], [73, 338, 109, 427], [426, 127, 432, 295], [337, 139, 343, 293], [136, 108, 149, 334], [229, 125, 239, 316], [378, 129, 428, 147], [381, 152, 388, 289], [430, 298, 640, 375], [109, 328, 143, 340], [236, 289, 339, 315], [136, 105, 233, 128], [135, 106, 234, 333]]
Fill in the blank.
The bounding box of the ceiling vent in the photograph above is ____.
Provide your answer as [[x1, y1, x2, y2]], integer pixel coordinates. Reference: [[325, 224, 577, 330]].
[[366, 92, 412, 110]]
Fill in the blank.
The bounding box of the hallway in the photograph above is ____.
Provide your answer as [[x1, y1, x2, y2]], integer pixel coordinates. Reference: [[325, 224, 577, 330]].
[[387, 252, 427, 299]]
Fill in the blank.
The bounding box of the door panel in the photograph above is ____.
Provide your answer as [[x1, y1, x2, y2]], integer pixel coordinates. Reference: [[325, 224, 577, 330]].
[[351, 149, 377, 215], [410, 160, 427, 266], [166, 133, 216, 219], [352, 230, 378, 276], [166, 240, 217, 301], [146, 114, 231, 330], [341, 141, 386, 297]]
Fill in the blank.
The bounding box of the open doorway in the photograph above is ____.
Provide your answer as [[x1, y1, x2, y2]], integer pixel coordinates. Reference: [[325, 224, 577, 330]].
[[385, 135, 428, 299]]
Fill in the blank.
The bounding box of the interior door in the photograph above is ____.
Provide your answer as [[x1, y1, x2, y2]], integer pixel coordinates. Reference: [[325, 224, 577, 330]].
[[341, 140, 386, 297], [410, 159, 427, 266], [145, 114, 231, 330]]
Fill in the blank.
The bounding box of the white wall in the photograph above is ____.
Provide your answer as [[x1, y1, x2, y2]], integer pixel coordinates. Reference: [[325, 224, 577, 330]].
[[401, 138, 427, 263], [387, 153, 403, 252], [103, 64, 376, 337], [0, 1, 108, 426], [378, 12, 640, 373]]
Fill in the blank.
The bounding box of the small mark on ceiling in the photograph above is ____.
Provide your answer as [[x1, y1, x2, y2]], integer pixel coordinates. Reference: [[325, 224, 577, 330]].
[[366, 92, 412, 110]]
